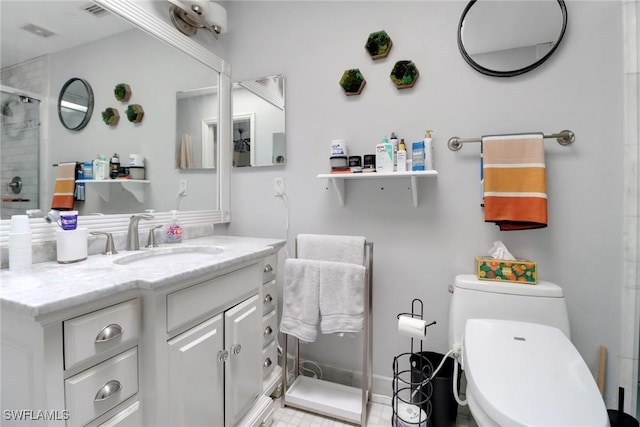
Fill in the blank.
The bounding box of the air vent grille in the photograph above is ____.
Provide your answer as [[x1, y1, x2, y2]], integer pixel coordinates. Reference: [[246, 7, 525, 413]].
[[81, 3, 108, 17], [21, 24, 56, 38]]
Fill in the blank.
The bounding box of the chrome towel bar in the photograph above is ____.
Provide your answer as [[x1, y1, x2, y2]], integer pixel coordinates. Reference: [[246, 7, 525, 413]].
[[448, 129, 575, 151]]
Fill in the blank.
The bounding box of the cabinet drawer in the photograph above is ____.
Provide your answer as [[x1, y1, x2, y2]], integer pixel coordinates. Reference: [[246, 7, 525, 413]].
[[262, 280, 276, 315], [262, 309, 277, 346], [64, 299, 140, 370], [167, 263, 261, 332], [262, 340, 277, 380], [262, 255, 276, 284], [64, 347, 138, 427], [87, 401, 142, 427]]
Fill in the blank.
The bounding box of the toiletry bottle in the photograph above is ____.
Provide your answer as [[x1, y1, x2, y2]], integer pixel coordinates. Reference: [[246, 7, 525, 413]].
[[390, 132, 398, 171], [397, 140, 407, 172], [424, 130, 434, 170], [412, 140, 425, 171], [93, 155, 107, 180], [166, 210, 183, 243], [110, 153, 120, 179]]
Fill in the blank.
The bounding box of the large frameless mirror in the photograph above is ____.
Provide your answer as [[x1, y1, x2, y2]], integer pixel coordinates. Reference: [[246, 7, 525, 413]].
[[458, 0, 568, 77], [232, 75, 285, 167], [57, 77, 94, 131]]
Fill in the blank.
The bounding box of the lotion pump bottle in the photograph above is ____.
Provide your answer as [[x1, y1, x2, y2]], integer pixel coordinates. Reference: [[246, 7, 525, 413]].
[[166, 210, 183, 243], [424, 130, 434, 170], [397, 140, 407, 172]]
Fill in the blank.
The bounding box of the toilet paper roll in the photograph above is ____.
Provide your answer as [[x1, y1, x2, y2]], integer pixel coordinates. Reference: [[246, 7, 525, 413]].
[[398, 315, 427, 339]]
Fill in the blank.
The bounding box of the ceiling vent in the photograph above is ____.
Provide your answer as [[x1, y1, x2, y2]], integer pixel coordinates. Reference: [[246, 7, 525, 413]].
[[21, 24, 56, 38], [80, 3, 109, 17]]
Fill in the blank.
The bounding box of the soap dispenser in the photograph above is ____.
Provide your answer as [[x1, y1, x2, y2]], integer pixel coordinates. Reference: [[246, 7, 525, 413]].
[[166, 210, 183, 243]]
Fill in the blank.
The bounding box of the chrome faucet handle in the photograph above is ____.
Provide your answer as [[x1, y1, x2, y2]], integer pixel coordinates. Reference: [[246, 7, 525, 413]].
[[146, 225, 163, 248], [91, 231, 118, 255]]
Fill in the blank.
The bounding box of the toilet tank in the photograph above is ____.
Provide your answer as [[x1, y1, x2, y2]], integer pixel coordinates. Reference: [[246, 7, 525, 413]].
[[448, 274, 570, 350]]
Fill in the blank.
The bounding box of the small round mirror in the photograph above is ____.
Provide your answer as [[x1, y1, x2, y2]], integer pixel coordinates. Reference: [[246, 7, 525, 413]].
[[58, 77, 94, 130], [458, 0, 568, 77]]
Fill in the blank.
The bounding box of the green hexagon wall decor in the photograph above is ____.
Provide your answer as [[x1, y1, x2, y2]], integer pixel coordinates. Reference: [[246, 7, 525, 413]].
[[390, 60, 419, 89], [365, 30, 392, 60], [340, 69, 366, 96]]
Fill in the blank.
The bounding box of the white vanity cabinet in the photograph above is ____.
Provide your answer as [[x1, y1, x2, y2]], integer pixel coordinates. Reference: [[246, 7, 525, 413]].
[[0, 237, 284, 427], [167, 294, 261, 427], [1, 296, 142, 427]]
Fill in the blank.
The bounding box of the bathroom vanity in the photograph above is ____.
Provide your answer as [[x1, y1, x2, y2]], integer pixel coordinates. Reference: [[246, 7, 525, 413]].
[[0, 236, 284, 427]]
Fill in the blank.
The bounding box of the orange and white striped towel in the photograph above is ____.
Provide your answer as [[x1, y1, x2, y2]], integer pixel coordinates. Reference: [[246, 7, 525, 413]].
[[51, 162, 76, 211], [482, 133, 547, 230]]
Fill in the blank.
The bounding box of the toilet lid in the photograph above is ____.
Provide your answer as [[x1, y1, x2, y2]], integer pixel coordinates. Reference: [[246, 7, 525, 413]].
[[463, 319, 609, 427]]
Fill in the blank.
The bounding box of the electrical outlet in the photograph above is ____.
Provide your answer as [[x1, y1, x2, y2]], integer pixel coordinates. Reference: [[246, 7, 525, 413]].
[[179, 179, 188, 196], [274, 177, 285, 196]]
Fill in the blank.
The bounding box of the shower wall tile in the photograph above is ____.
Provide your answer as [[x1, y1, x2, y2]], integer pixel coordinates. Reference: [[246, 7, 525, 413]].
[[624, 1, 638, 74], [0, 56, 48, 96]]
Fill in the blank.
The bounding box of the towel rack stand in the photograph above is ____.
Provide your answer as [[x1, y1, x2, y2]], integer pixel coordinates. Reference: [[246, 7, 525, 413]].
[[281, 240, 374, 426], [447, 129, 575, 151]]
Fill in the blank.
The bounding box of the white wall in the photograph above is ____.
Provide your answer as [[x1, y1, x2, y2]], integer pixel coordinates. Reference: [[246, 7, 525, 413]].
[[222, 1, 625, 405]]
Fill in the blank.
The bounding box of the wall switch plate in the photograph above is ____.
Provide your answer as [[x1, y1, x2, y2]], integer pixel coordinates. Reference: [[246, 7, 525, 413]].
[[274, 177, 285, 196], [179, 179, 188, 196]]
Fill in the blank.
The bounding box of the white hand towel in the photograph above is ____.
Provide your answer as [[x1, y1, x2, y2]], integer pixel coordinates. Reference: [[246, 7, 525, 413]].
[[297, 234, 366, 265], [280, 258, 321, 343], [319, 261, 366, 335]]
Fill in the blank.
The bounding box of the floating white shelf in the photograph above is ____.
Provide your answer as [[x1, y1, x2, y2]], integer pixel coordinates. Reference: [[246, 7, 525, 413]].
[[76, 179, 150, 203], [317, 170, 438, 207]]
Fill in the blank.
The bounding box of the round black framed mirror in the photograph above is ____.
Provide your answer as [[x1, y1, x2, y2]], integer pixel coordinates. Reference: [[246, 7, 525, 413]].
[[458, 0, 568, 77], [58, 77, 94, 130]]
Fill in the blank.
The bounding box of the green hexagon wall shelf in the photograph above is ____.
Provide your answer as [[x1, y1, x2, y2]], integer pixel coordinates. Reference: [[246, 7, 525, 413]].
[[365, 30, 392, 60], [390, 60, 419, 89], [340, 69, 366, 96]]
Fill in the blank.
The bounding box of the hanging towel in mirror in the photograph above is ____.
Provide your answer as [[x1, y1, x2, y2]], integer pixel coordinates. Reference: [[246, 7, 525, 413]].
[[482, 133, 547, 230], [51, 162, 76, 211], [179, 134, 193, 169]]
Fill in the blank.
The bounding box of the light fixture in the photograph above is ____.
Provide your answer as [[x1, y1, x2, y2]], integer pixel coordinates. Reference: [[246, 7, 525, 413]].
[[167, 0, 227, 39]]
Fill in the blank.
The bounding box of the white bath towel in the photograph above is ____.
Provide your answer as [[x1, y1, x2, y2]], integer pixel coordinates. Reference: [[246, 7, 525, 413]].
[[297, 234, 366, 266], [319, 261, 366, 334], [280, 258, 321, 342], [179, 134, 193, 169]]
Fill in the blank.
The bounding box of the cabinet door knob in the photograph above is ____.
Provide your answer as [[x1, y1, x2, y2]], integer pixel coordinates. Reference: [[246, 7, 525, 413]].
[[264, 326, 273, 337], [217, 350, 229, 363], [264, 358, 272, 368], [95, 324, 124, 343], [263, 264, 273, 273], [264, 294, 273, 304], [232, 344, 242, 355], [94, 380, 121, 402]]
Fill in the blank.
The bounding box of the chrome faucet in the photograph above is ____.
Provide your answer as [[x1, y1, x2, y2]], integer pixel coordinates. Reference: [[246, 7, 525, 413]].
[[127, 214, 154, 251]]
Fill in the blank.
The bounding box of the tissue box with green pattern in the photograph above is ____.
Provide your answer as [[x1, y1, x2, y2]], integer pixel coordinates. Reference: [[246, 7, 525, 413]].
[[475, 257, 537, 284]]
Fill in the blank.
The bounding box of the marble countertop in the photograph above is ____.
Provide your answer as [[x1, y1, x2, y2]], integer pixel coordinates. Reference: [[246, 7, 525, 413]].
[[0, 235, 285, 318]]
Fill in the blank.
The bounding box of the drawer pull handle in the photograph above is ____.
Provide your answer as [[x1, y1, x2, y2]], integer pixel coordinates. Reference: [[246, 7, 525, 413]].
[[217, 350, 229, 363], [94, 380, 121, 402], [264, 358, 272, 368], [232, 344, 242, 355], [264, 294, 273, 304], [95, 324, 124, 343], [264, 326, 273, 337], [263, 264, 273, 273]]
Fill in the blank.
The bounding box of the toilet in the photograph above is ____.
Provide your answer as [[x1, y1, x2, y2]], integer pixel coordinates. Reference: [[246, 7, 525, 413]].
[[449, 274, 609, 427]]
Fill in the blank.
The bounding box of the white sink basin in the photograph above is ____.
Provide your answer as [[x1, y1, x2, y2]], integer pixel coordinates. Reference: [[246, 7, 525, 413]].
[[113, 246, 224, 266]]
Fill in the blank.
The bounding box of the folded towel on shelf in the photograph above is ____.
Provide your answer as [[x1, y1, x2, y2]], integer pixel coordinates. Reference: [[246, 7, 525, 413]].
[[51, 162, 76, 211], [179, 134, 193, 169], [280, 258, 321, 343], [482, 133, 548, 230], [297, 234, 366, 265], [319, 261, 366, 335]]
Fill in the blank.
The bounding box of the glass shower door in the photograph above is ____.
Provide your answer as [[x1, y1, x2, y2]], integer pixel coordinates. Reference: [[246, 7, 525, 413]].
[[1, 89, 41, 220]]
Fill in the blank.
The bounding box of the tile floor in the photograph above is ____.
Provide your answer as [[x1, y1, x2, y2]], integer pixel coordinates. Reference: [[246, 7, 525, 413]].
[[272, 400, 477, 426]]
